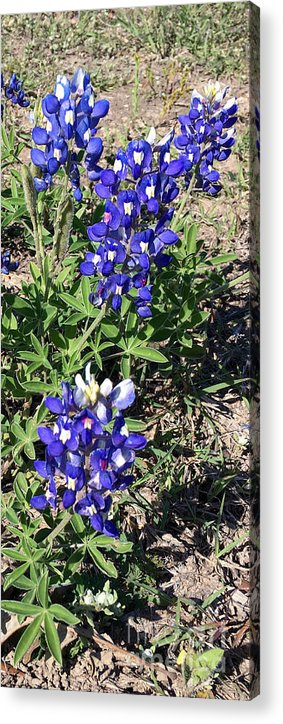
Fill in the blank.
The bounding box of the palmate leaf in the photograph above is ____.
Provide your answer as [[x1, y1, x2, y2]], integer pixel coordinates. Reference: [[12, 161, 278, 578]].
[[44, 613, 62, 666], [14, 614, 44, 666]]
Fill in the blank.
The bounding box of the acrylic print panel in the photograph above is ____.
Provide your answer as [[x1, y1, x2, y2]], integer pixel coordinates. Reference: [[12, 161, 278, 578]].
[[1, 1, 259, 700]]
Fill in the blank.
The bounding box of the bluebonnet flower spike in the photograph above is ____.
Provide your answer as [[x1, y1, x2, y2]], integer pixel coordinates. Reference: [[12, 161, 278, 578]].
[[31, 370, 146, 537]]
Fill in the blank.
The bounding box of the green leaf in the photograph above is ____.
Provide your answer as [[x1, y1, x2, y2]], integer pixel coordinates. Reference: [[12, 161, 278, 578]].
[[121, 354, 131, 378], [14, 473, 28, 503], [32, 548, 47, 562], [64, 547, 85, 577], [182, 648, 224, 687], [125, 311, 137, 335], [81, 276, 91, 313], [124, 417, 147, 431], [17, 351, 42, 362], [70, 513, 85, 535], [87, 544, 118, 578], [202, 378, 246, 393], [206, 252, 239, 266], [14, 614, 44, 666], [131, 346, 168, 363], [11, 421, 26, 441], [217, 534, 247, 559], [44, 613, 62, 665], [22, 380, 55, 393], [2, 548, 29, 562], [48, 604, 80, 626], [61, 292, 85, 313], [101, 323, 120, 339], [30, 333, 44, 356], [93, 536, 133, 553], [12, 575, 36, 592], [188, 310, 210, 328], [43, 304, 57, 331], [64, 312, 85, 326], [5, 294, 33, 317], [24, 440, 36, 459], [50, 329, 67, 351], [17, 590, 37, 623], [1, 600, 42, 616], [30, 261, 41, 282], [37, 571, 49, 608], [186, 223, 198, 255], [3, 562, 30, 590], [4, 507, 19, 525], [179, 294, 196, 323]]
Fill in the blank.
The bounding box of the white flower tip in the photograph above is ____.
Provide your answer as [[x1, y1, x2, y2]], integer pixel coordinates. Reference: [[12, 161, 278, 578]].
[[146, 126, 156, 145], [75, 373, 86, 391], [85, 361, 92, 383], [100, 378, 113, 397]]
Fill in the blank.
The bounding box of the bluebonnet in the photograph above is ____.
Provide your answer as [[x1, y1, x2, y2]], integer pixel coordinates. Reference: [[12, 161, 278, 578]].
[[117, 189, 141, 229], [31, 366, 146, 536], [166, 81, 238, 194], [79, 82, 236, 318], [126, 139, 152, 180], [30, 68, 109, 201], [1, 250, 19, 274], [1, 72, 30, 118], [73, 365, 136, 422], [80, 128, 180, 318], [155, 128, 174, 172]]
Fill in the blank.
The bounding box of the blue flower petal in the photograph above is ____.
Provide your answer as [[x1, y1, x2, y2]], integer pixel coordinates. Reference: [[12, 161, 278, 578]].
[[31, 148, 46, 168], [110, 379, 135, 410], [63, 489, 76, 509], [30, 494, 48, 510], [32, 127, 49, 145], [37, 426, 55, 444], [80, 261, 96, 276]]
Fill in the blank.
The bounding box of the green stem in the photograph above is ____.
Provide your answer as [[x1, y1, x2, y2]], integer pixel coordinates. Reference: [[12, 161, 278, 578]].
[[172, 171, 196, 231], [74, 304, 107, 358], [29, 215, 43, 273], [50, 171, 70, 276], [46, 511, 72, 544], [37, 218, 45, 270]]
